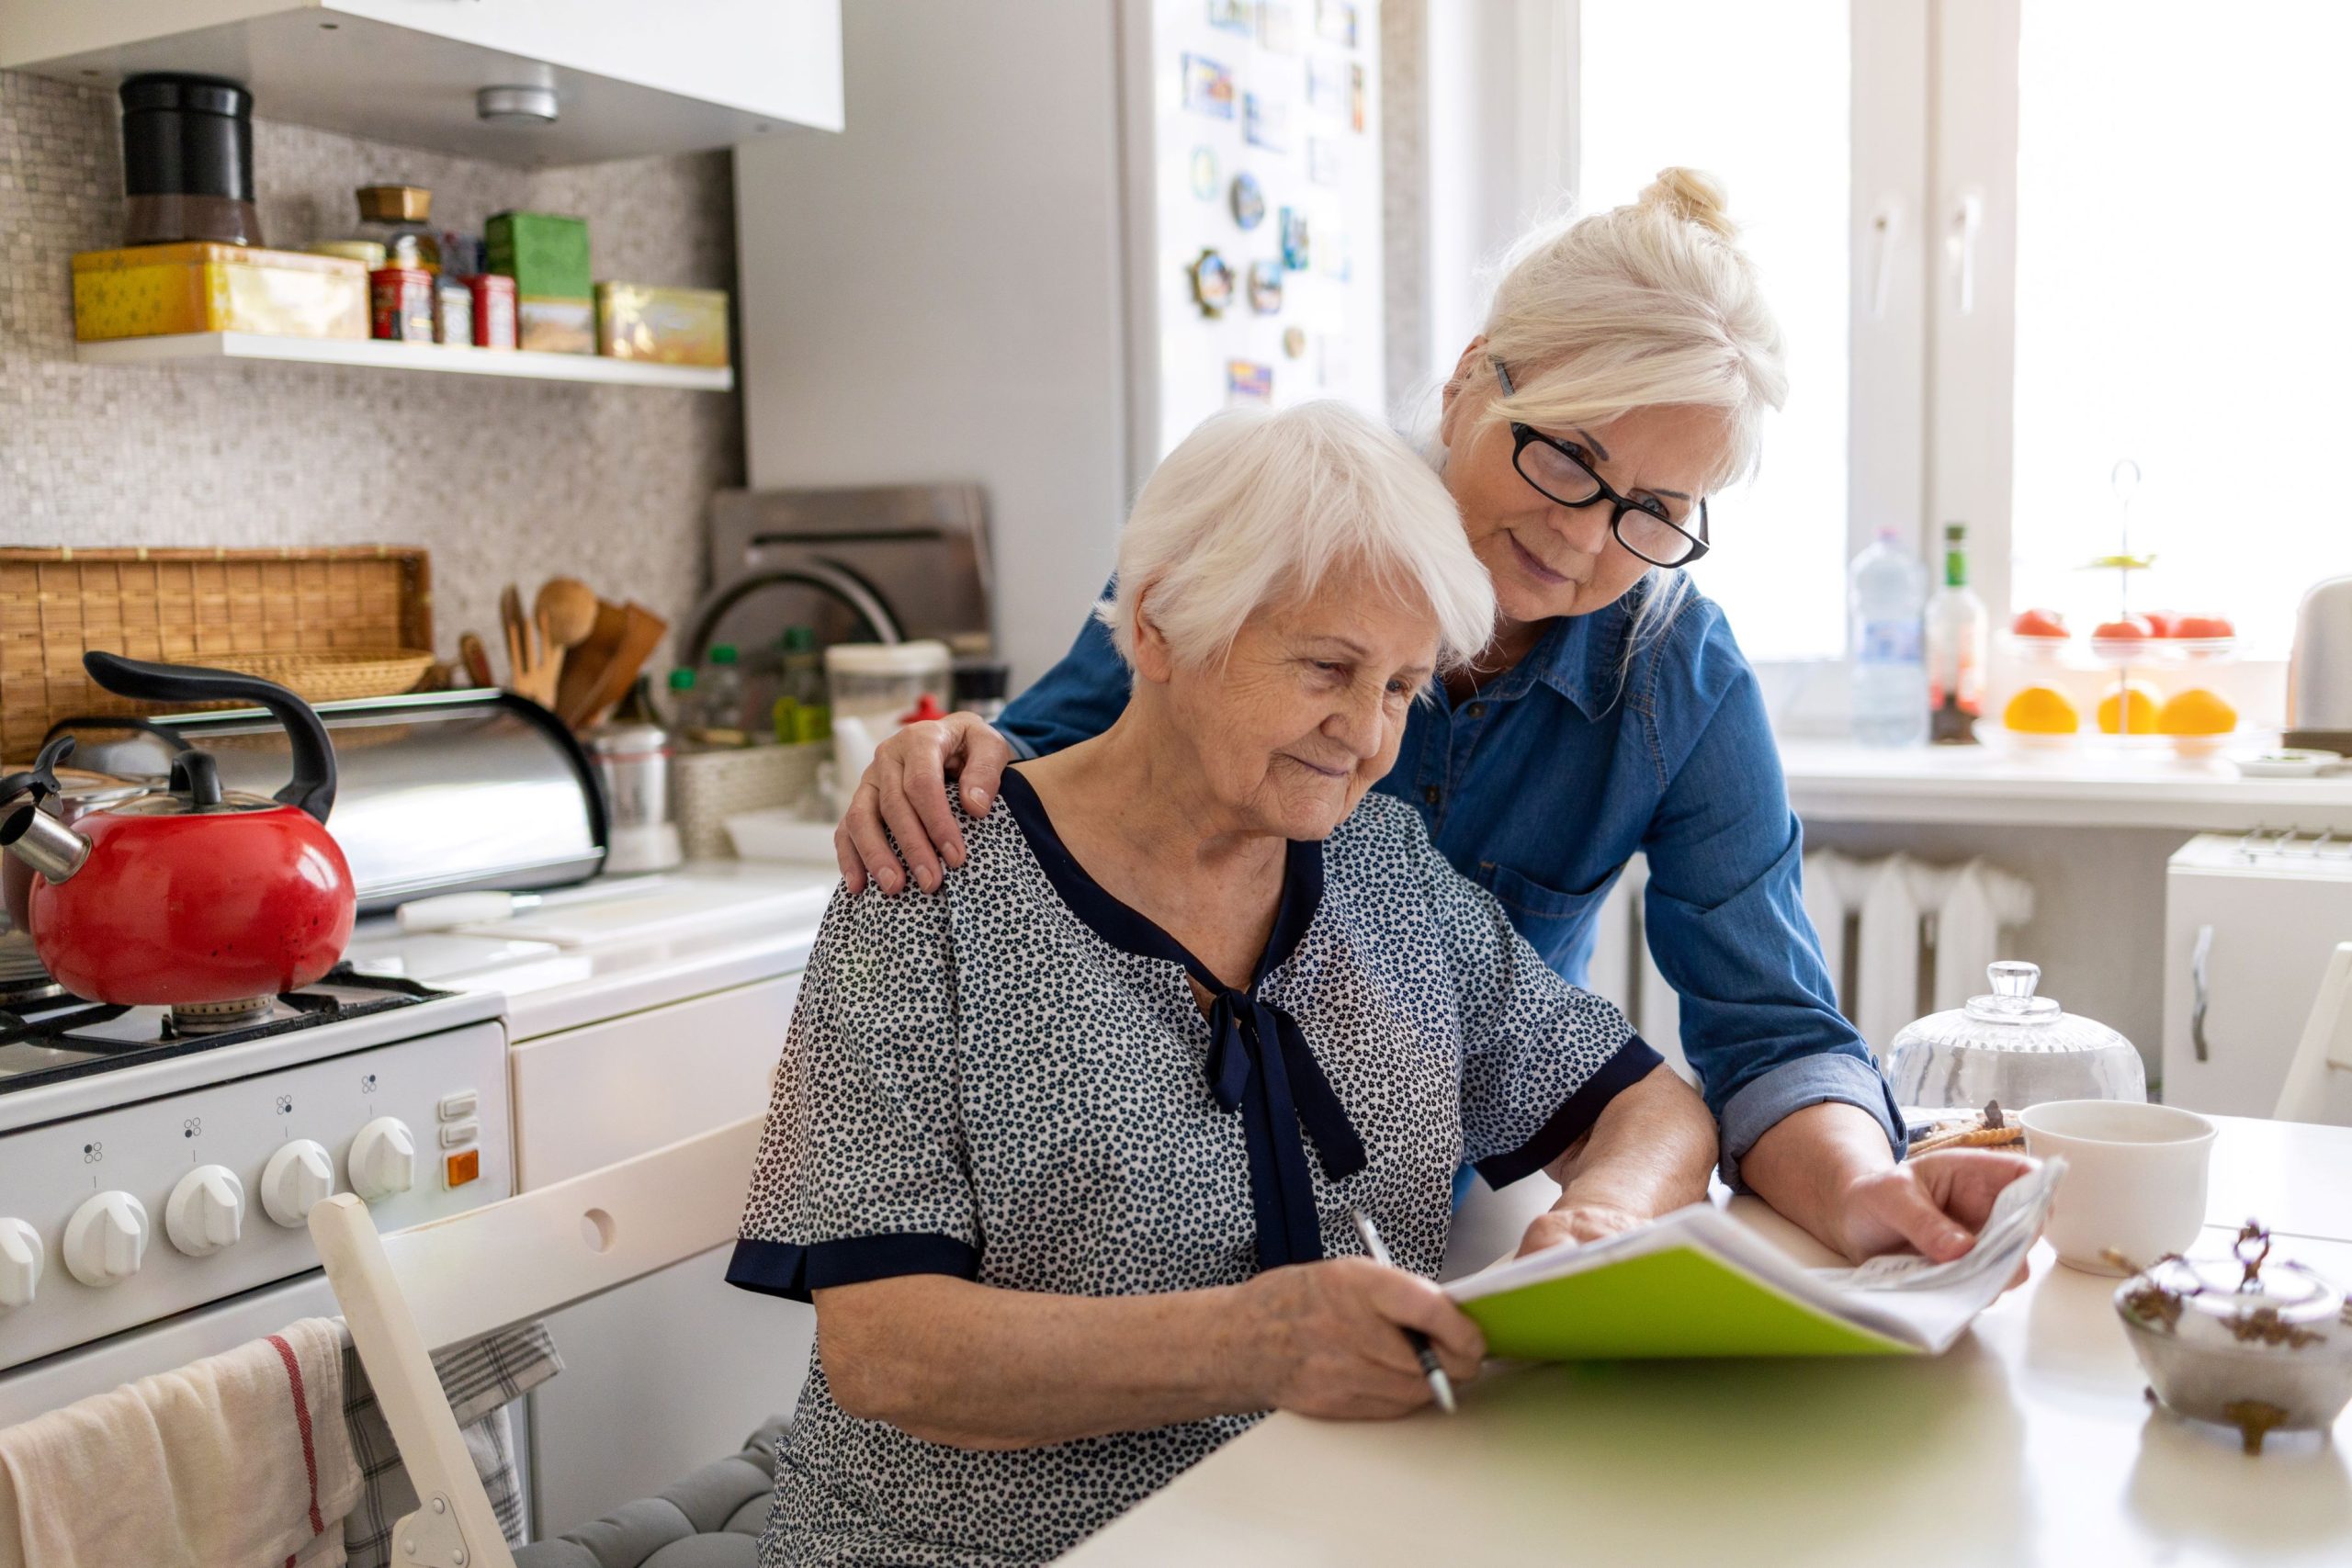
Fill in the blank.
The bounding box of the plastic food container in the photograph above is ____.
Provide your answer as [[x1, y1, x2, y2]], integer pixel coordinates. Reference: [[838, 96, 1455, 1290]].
[[1886, 960, 2147, 1109], [825, 641, 953, 794], [2114, 1223, 2352, 1454], [72, 243, 368, 341]]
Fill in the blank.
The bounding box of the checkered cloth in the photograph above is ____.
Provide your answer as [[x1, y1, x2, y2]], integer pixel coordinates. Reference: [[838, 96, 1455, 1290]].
[[340, 1322, 564, 1568]]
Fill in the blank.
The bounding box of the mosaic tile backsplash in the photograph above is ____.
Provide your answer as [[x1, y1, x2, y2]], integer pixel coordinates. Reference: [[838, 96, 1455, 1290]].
[[0, 70, 742, 672]]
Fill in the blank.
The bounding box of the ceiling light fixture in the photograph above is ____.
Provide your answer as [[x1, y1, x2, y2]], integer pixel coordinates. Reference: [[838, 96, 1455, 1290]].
[[477, 85, 559, 125]]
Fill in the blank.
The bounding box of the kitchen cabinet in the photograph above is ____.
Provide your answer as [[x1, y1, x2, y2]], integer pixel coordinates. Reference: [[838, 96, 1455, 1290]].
[[0, 0, 842, 165]]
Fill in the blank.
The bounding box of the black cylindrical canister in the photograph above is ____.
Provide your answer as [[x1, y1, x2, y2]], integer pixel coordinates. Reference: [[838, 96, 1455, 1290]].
[[119, 73, 261, 247]]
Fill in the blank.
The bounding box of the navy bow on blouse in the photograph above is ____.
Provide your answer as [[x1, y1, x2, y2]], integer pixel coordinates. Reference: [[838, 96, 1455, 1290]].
[[1204, 989, 1368, 1269]]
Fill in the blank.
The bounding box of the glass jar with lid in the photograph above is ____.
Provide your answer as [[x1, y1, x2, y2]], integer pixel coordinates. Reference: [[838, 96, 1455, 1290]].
[[1885, 959, 2145, 1109], [354, 185, 442, 274]]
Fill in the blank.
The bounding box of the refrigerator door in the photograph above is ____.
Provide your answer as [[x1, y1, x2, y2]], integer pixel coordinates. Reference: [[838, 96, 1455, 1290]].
[[1132, 0, 1387, 462], [2163, 835, 2352, 1115]]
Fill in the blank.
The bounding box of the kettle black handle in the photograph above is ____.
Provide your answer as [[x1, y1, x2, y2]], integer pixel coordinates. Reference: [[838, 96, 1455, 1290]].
[[81, 651, 337, 823]]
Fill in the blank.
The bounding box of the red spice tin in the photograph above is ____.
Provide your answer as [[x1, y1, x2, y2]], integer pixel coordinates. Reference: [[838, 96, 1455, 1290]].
[[468, 273, 518, 350], [369, 266, 435, 342]]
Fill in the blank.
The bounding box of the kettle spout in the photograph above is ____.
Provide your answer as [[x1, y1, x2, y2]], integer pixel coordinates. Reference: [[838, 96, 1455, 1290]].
[[0, 805, 90, 885]]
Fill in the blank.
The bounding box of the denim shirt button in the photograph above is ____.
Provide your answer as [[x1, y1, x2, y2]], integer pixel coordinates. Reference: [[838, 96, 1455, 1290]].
[[1422, 785, 1441, 807], [1465, 702, 1487, 718]]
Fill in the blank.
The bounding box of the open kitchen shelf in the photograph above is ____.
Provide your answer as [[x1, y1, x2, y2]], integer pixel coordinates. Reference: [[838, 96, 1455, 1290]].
[[74, 332, 735, 391]]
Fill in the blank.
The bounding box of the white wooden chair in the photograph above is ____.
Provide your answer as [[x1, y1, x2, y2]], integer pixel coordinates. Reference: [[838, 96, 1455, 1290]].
[[307, 1117, 764, 1568], [2274, 942, 2352, 1126]]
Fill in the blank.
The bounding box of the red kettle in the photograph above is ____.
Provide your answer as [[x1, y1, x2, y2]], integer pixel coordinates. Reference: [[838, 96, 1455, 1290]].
[[0, 652, 356, 1020]]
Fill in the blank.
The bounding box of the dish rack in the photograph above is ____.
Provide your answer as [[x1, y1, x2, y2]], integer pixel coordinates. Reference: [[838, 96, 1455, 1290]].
[[0, 547, 435, 762]]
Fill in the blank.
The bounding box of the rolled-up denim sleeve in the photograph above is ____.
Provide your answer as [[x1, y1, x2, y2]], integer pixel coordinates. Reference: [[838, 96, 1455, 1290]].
[[1637, 623, 1905, 1190], [997, 586, 1131, 760]]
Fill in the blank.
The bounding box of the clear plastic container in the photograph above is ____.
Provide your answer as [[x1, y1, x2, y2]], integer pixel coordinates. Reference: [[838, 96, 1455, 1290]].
[[825, 640, 953, 795], [1849, 529, 1928, 748], [701, 644, 746, 738], [824, 641, 952, 730], [1886, 960, 2147, 1109]]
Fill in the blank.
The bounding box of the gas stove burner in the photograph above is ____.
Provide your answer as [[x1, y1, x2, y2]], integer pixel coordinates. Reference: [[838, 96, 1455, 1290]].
[[0, 966, 456, 1096], [167, 996, 277, 1035]]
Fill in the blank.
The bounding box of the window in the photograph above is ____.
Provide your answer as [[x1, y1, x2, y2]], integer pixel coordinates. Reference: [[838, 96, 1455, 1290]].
[[1578, 0, 1853, 661], [2008, 1, 2352, 657]]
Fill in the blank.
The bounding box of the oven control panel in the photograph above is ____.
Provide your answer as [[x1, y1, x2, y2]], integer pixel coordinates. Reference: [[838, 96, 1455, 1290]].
[[0, 1020, 511, 1372]]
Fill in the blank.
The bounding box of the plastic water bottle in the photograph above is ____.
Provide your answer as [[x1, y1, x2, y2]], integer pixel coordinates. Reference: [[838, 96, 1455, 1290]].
[[1850, 529, 1928, 747]]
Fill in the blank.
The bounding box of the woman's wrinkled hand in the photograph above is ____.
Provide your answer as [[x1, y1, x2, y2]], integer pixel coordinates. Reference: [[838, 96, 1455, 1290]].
[[833, 713, 1017, 896], [1238, 1257, 1485, 1420], [1837, 1148, 2041, 1291], [1515, 1201, 1647, 1258]]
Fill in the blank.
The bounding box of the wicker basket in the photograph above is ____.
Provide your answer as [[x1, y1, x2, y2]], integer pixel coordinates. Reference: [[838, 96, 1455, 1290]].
[[185, 648, 436, 705], [673, 743, 826, 861], [0, 547, 433, 762]]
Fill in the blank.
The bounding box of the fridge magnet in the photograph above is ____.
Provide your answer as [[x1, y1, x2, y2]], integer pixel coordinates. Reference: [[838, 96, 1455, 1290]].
[[1350, 62, 1367, 132], [1316, 0, 1358, 49], [1258, 2, 1299, 52], [1190, 145, 1220, 200], [1282, 324, 1308, 358], [1318, 332, 1352, 388], [1229, 170, 1267, 230], [1243, 91, 1289, 152], [1227, 358, 1274, 405], [1306, 56, 1348, 118], [1188, 248, 1237, 318], [1279, 207, 1311, 271], [1247, 259, 1284, 314], [1317, 220, 1351, 281], [1306, 136, 1341, 187], [1207, 0, 1254, 35], [1182, 53, 1237, 118]]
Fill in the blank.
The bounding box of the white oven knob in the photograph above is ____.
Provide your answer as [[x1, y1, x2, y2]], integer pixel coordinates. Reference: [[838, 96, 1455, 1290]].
[[63, 1191, 148, 1288], [262, 1140, 337, 1228], [165, 1166, 246, 1256], [349, 1117, 417, 1202], [0, 1218, 42, 1309]]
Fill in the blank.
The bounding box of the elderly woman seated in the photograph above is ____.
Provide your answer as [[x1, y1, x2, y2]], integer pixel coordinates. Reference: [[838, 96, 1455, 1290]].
[[727, 401, 1718, 1567]]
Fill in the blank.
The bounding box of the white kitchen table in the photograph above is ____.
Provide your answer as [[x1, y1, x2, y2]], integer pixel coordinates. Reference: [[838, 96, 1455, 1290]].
[[1063, 1115, 2352, 1567]]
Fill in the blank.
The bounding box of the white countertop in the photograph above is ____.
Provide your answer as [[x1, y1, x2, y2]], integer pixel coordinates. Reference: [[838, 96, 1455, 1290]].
[[1066, 1115, 2352, 1568], [344, 860, 837, 1041], [1779, 737, 2352, 830]]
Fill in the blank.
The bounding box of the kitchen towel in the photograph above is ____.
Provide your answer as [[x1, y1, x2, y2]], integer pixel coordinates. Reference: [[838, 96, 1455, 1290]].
[[0, 1314, 359, 1568], [342, 1320, 563, 1568]]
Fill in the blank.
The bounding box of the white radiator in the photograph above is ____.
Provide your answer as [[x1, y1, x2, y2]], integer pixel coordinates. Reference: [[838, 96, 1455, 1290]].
[[1584, 852, 2036, 1070]]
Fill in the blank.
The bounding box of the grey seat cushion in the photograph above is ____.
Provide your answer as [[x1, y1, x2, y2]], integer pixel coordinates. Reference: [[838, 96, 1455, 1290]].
[[514, 1419, 788, 1568]]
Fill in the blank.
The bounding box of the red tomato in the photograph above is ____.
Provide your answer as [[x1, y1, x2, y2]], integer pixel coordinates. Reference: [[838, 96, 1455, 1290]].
[[2094, 615, 2154, 641], [2170, 613, 2234, 640], [2011, 608, 2068, 638], [2143, 612, 2178, 637]]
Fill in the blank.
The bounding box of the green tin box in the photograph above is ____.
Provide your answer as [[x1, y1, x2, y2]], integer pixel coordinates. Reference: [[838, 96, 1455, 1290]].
[[486, 210, 592, 301]]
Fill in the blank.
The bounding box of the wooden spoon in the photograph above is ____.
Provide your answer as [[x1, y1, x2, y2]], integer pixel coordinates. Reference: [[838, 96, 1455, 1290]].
[[458, 632, 495, 689], [534, 576, 599, 694]]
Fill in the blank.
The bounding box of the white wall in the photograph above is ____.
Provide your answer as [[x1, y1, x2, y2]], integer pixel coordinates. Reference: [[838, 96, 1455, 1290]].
[[733, 1, 1132, 687]]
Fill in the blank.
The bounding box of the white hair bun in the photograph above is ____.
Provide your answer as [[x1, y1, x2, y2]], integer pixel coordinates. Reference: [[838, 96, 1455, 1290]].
[[1637, 166, 1736, 240]]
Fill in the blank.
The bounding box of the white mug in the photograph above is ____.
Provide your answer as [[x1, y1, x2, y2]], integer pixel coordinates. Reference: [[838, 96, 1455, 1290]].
[[2019, 1100, 2218, 1274]]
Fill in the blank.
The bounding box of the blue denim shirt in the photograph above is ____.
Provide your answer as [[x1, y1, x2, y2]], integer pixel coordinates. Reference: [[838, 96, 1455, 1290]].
[[997, 582, 1905, 1186]]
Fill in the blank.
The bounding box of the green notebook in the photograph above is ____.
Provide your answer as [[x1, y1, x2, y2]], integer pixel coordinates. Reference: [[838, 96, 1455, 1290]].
[[1446, 1159, 2062, 1360]]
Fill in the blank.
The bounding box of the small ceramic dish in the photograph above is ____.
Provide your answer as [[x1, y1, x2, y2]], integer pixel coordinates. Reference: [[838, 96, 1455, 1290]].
[[2230, 749, 2343, 779], [2112, 1224, 2352, 1453]]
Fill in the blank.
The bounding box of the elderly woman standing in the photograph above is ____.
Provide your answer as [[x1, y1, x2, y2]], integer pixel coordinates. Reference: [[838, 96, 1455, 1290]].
[[729, 402, 1715, 1566], [837, 169, 2035, 1268]]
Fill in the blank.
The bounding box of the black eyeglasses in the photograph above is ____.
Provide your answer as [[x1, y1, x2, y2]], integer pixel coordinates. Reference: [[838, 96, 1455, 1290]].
[[1491, 361, 1711, 568]]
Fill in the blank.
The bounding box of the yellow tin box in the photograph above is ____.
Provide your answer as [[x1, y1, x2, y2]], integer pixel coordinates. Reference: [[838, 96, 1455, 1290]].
[[594, 282, 729, 367], [72, 243, 368, 342]]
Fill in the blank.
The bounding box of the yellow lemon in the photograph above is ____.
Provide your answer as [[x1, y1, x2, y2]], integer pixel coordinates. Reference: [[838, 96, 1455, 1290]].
[[2158, 687, 2236, 736], [2003, 685, 2079, 734], [2097, 679, 2164, 735]]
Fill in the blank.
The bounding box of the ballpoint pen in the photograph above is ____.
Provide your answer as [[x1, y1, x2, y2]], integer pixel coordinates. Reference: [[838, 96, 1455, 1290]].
[[1349, 1206, 1457, 1415]]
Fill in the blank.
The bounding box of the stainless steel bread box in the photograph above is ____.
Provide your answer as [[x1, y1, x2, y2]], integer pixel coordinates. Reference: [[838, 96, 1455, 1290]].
[[55, 690, 606, 912]]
